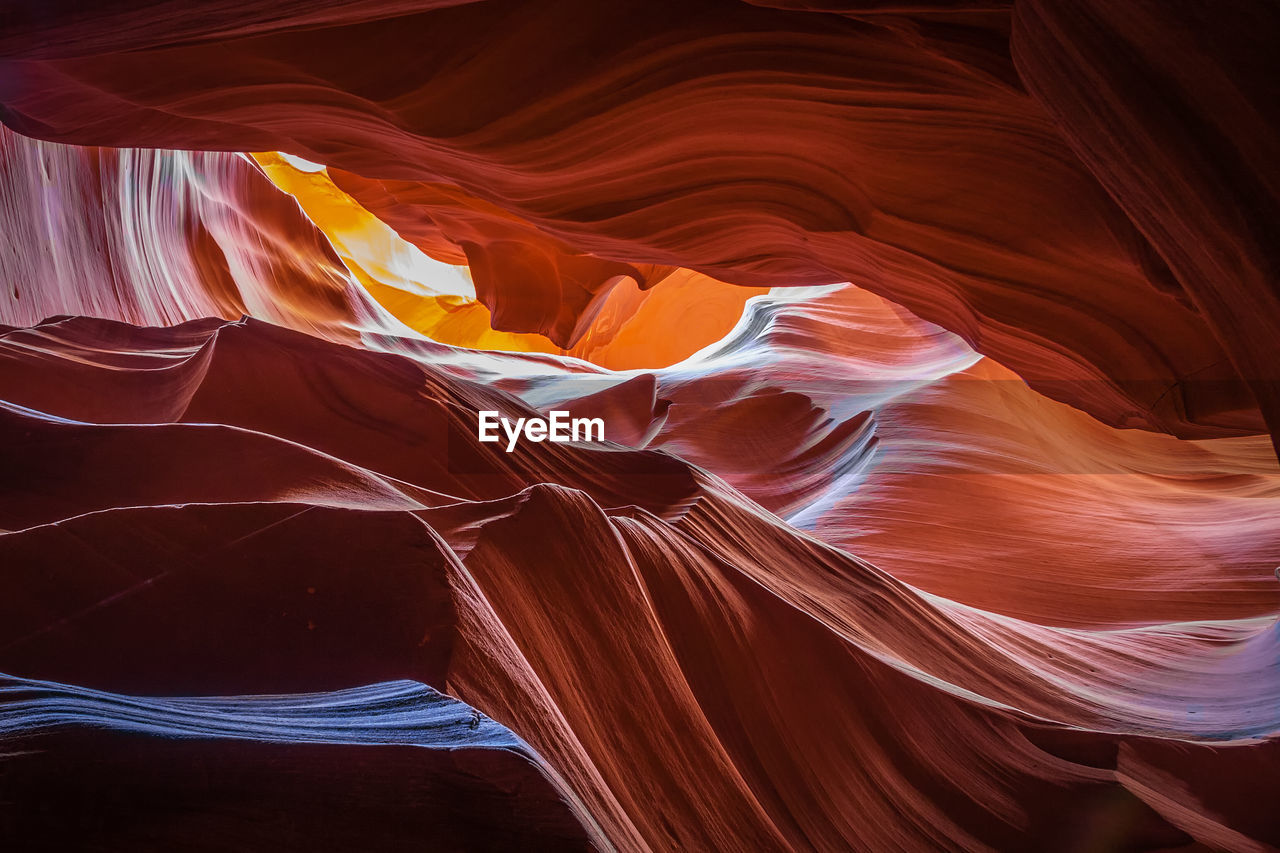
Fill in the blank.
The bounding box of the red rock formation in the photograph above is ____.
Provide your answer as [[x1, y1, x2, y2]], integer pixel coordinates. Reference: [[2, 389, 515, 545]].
[[2, 317, 1277, 850], [1, 3, 1277, 850], [2, 0, 1274, 441], [1012, 0, 1280, 455], [608, 285, 1280, 628], [0, 125, 392, 341]]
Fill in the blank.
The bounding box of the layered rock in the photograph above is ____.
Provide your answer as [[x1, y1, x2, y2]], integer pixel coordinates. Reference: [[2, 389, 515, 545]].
[[3, 0, 1274, 440]]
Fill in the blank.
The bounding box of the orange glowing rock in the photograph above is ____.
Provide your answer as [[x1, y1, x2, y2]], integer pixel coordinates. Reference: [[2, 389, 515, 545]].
[[255, 151, 767, 367]]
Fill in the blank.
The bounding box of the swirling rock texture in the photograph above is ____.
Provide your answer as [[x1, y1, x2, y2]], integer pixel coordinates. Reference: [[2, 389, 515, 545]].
[[1, 1, 1278, 851]]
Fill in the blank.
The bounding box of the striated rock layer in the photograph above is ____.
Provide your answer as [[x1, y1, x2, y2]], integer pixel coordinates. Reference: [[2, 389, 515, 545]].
[[0, 124, 764, 369], [2, 0, 1276, 444], [0, 675, 594, 850], [2, 314, 1277, 850], [1, 2, 1278, 850]]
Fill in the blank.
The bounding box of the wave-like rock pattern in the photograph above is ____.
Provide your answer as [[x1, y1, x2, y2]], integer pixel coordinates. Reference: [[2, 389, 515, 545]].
[[516, 284, 1280, 629], [2, 0, 1275, 442], [1, 3, 1278, 849], [1012, 0, 1280, 457], [252, 151, 770, 367], [0, 125, 762, 370], [0, 127, 394, 341], [0, 674, 594, 850], [2, 314, 1277, 850]]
